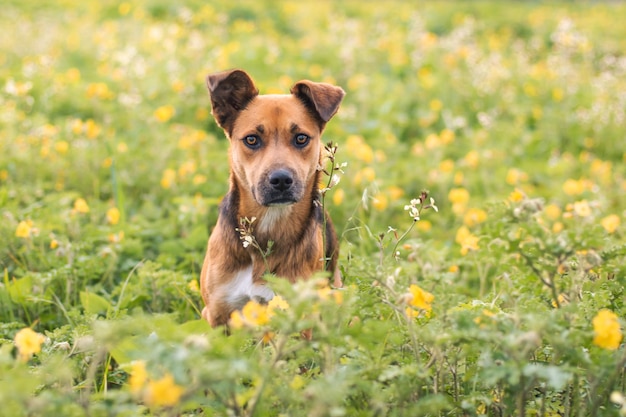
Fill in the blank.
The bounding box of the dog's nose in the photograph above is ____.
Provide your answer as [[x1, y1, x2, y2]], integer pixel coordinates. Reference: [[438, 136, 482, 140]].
[[269, 169, 293, 192]]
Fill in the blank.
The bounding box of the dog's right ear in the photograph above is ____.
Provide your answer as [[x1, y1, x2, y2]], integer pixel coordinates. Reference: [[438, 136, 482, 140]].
[[206, 69, 259, 134]]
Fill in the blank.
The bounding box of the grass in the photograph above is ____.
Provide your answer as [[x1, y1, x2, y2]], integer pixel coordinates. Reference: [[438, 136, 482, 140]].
[[1, 1, 625, 416]]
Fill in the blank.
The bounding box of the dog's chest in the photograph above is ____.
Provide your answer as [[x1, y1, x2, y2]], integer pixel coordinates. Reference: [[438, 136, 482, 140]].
[[257, 206, 293, 234], [225, 265, 275, 308]]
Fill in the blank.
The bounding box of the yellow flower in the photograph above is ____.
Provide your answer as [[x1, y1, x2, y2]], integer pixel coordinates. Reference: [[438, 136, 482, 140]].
[[193, 174, 207, 185], [439, 159, 455, 173], [66, 68, 81, 83], [416, 220, 432, 232], [552, 222, 564, 233], [572, 200, 591, 217], [345, 135, 374, 163], [71, 119, 84, 135], [448, 188, 469, 205], [54, 140, 69, 154], [332, 188, 345, 205], [15, 220, 34, 238], [411, 142, 424, 156], [50, 239, 59, 249], [108, 231, 124, 243], [160, 169, 177, 189], [316, 286, 343, 305], [117, 142, 128, 153], [405, 306, 420, 318], [14, 328, 46, 362], [267, 295, 289, 312], [74, 198, 90, 213], [352, 167, 376, 185], [429, 99, 443, 112], [563, 179, 585, 196], [424, 133, 441, 149], [106, 207, 121, 225], [118, 2, 131, 15], [171, 80, 185, 93], [84, 119, 101, 139], [506, 168, 528, 185], [552, 87, 564, 102], [229, 310, 245, 329], [355, 144, 374, 164], [463, 150, 479, 168], [86, 82, 114, 100], [449, 187, 470, 215], [128, 360, 148, 394], [386, 185, 405, 202], [544, 204, 562, 221], [463, 208, 487, 227], [144, 373, 184, 408], [372, 194, 388, 212], [154, 105, 176, 123], [347, 73, 367, 91], [406, 284, 434, 317], [508, 188, 525, 202], [601, 214, 620, 233], [229, 300, 270, 328], [455, 226, 479, 255], [262, 331, 275, 344], [439, 128, 455, 144], [592, 309, 622, 350], [178, 160, 197, 179]]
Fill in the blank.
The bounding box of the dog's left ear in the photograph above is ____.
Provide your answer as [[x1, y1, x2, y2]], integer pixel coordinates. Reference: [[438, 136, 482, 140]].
[[290, 81, 345, 127]]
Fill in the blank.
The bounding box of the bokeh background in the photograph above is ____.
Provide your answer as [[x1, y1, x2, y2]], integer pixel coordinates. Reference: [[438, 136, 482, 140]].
[[1, 1, 625, 415]]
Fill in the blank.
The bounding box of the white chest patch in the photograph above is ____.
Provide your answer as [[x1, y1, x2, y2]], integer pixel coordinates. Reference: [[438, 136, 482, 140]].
[[225, 265, 275, 308], [258, 205, 292, 234]]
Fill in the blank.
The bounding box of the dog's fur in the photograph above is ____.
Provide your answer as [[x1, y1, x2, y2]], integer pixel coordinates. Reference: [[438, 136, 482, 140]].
[[200, 69, 345, 327]]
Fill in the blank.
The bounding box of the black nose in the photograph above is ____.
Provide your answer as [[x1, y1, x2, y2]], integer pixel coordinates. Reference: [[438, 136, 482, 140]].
[[269, 169, 293, 192]]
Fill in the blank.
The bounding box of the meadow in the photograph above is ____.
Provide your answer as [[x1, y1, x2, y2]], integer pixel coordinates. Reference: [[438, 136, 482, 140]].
[[1, 1, 626, 415]]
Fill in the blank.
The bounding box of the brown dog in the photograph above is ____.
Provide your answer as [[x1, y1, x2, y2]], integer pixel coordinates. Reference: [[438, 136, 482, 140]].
[[200, 69, 345, 327]]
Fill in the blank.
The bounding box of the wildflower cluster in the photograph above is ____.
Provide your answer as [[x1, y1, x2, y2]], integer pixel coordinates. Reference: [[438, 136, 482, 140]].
[[128, 361, 184, 409], [403, 284, 435, 318], [229, 295, 289, 329], [403, 190, 438, 221], [318, 141, 347, 197]]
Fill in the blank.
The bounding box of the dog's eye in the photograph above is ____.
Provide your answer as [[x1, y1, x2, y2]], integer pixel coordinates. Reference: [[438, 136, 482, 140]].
[[294, 134, 310, 148], [243, 135, 261, 149]]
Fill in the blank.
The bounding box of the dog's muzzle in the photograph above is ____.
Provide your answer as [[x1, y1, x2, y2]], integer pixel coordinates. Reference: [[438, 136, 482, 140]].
[[259, 168, 301, 206]]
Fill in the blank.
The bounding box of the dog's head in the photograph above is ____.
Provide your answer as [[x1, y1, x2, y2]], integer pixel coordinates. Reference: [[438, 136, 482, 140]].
[[206, 69, 345, 207]]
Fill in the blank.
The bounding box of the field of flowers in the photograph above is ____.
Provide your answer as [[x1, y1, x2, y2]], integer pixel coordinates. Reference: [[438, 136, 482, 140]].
[[1, 1, 626, 416]]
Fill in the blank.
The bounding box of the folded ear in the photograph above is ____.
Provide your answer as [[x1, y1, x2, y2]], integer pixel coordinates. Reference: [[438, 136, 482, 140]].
[[290, 80, 345, 127], [206, 69, 259, 134]]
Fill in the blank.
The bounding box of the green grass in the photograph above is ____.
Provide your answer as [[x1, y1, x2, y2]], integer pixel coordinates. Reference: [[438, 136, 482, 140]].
[[1, 1, 625, 416]]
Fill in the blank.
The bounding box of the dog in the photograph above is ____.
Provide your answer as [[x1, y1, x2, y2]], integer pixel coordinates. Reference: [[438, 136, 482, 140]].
[[200, 69, 345, 328]]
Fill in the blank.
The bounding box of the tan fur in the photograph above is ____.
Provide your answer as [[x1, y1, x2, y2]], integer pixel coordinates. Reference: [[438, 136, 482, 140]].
[[200, 70, 345, 327]]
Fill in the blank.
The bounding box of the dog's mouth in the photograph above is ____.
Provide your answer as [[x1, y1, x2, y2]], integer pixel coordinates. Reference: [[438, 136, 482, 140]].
[[264, 197, 298, 207]]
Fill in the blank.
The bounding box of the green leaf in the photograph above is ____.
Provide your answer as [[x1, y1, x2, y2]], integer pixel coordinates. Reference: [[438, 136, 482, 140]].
[[179, 319, 211, 334], [80, 291, 111, 315], [108, 335, 140, 366], [7, 275, 33, 304]]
